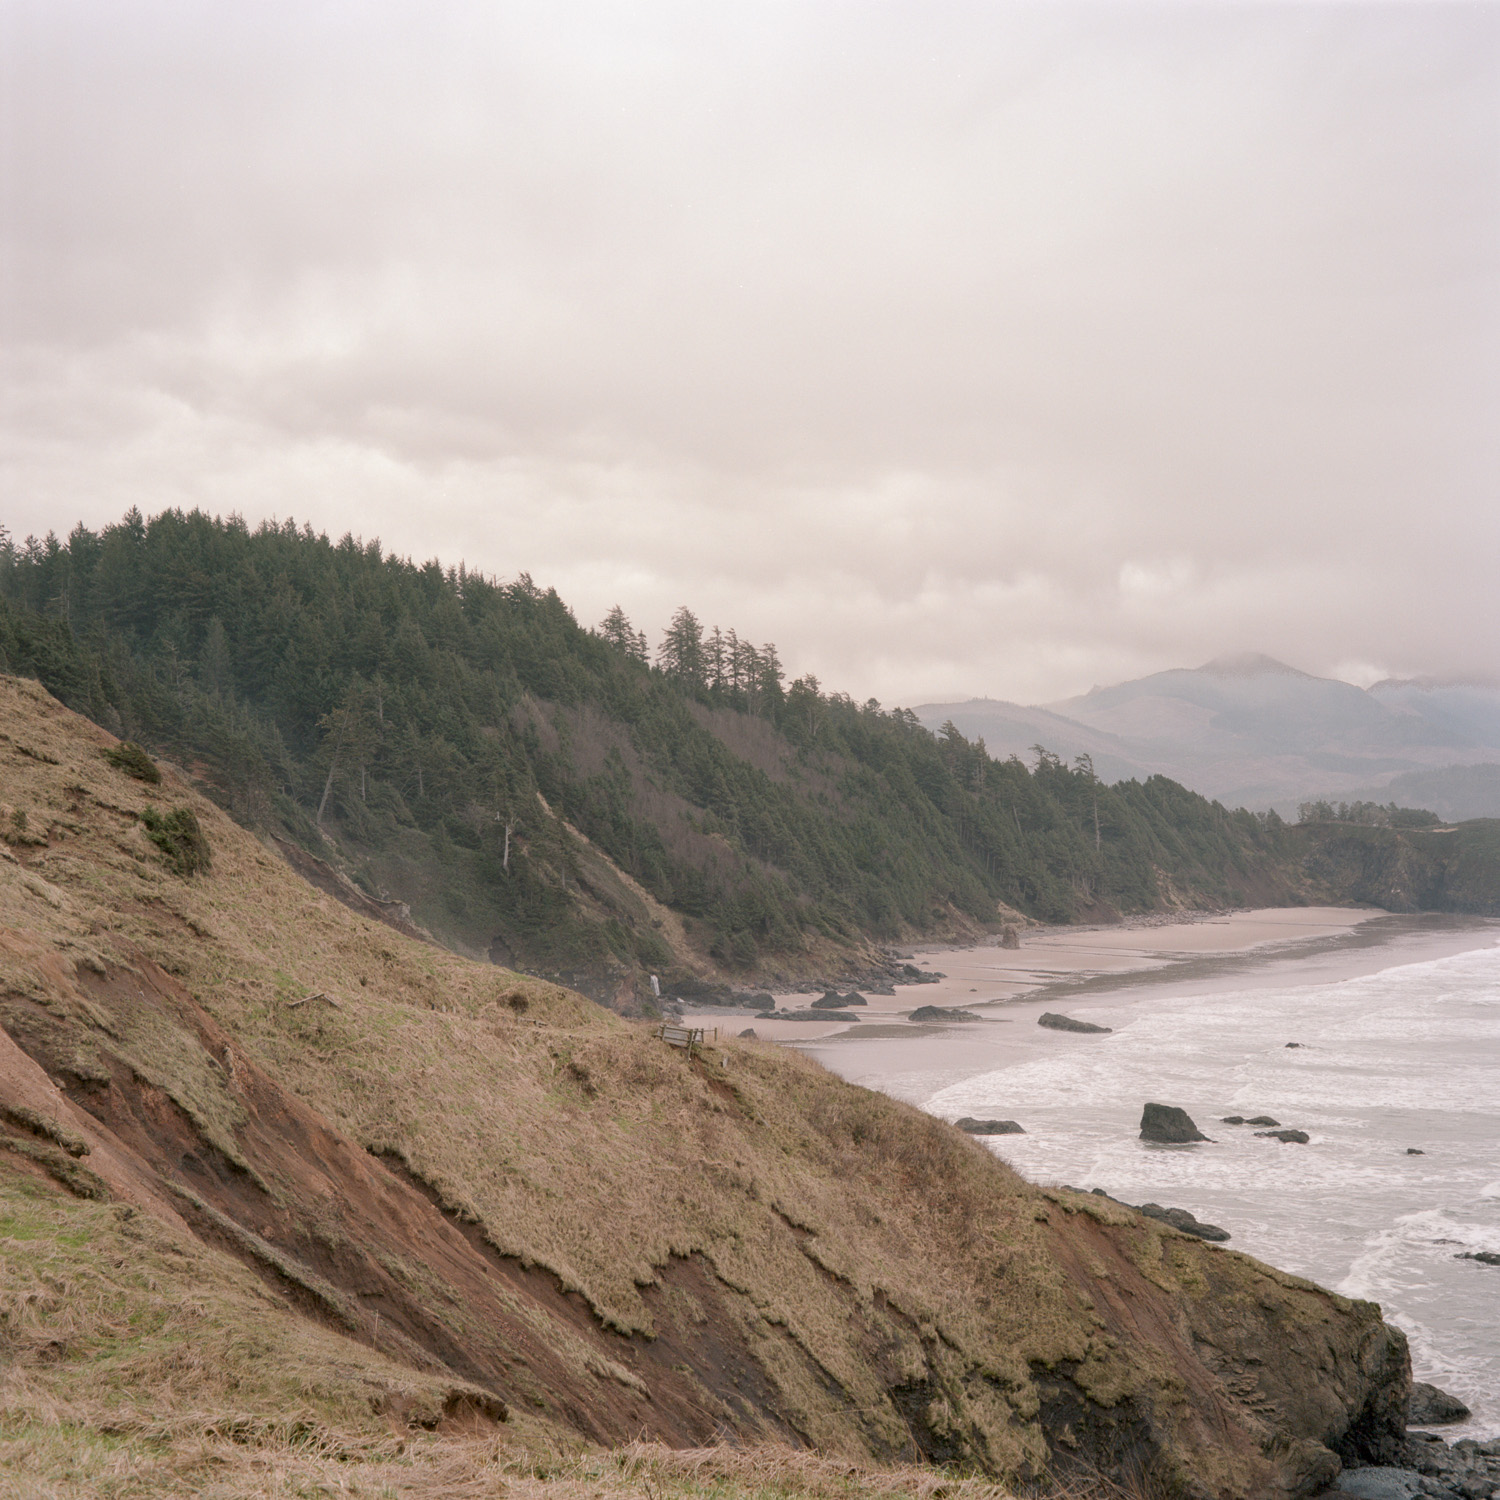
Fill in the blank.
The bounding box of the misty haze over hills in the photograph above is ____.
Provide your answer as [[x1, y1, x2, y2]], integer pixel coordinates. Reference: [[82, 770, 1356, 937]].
[[918, 653, 1500, 818]]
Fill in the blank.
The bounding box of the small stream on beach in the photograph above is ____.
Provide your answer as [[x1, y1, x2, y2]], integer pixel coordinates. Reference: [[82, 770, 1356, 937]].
[[800, 927, 1500, 1438]]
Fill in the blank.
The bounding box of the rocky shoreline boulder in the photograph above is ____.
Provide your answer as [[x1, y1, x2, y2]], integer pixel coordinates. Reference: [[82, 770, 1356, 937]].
[[811, 989, 867, 1009], [1337, 1431, 1500, 1500], [754, 1008, 862, 1022], [1138, 1202, 1232, 1242], [1077, 1188, 1233, 1243], [1407, 1382, 1470, 1426], [954, 1117, 1025, 1135], [1257, 1128, 1311, 1144], [1038, 1011, 1112, 1033], [909, 1005, 981, 1022], [1140, 1102, 1211, 1143]]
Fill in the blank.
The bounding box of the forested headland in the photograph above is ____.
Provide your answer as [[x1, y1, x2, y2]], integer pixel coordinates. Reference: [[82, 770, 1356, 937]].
[[2, 508, 1492, 998]]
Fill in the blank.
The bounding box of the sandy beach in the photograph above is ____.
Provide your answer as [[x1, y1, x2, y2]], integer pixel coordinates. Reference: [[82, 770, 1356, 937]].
[[685, 906, 1415, 1043]]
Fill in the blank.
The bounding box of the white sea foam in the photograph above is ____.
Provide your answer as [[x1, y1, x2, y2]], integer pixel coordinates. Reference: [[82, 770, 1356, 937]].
[[833, 935, 1500, 1438]]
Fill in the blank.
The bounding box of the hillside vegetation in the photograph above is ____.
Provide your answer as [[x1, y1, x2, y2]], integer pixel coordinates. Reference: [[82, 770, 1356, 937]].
[[0, 675, 1412, 1498], [0, 510, 1320, 995]]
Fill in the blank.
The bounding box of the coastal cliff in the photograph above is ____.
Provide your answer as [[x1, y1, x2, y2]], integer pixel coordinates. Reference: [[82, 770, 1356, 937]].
[[0, 674, 1414, 1497]]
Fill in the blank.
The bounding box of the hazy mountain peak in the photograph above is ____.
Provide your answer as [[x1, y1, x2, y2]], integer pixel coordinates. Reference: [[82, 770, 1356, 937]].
[[1197, 652, 1309, 678]]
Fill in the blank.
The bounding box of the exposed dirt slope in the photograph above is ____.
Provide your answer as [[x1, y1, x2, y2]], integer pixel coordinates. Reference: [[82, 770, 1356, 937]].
[[0, 675, 1409, 1498]]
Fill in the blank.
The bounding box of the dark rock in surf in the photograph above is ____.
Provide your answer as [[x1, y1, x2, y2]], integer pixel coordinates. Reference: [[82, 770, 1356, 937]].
[[1221, 1115, 1246, 1125], [954, 1117, 1025, 1136], [1458, 1250, 1500, 1266], [1407, 1381, 1471, 1426], [1038, 1012, 1111, 1034], [1137, 1203, 1231, 1242], [1405, 1148, 1425, 1156], [909, 1005, 981, 1023], [1246, 1115, 1281, 1127], [1256, 1128, 1310, 1144], [1285, 1042, 1305, 1048], [1140, 1103, 1210, 1144]]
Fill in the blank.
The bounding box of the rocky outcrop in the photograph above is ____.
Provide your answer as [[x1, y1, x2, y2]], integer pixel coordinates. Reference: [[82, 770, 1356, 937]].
[[1138, 1203, 1231, 1242], [954, 1117, 1025, 1135], [1407, 1382, 1470, 1426], [1078, 1189, 1231, 1243], [1038, 1012, 1112, 1034], [755, 1008, 861, 1022], [811, 990, 866, 1009], [896, 964, 942, 985], [1258, 1129, 1311, 1144], [1140, 1103, 1211, 1143], [1359, 1432, 1500, 1499], [1457, 1250, 1500, 1266], [909, 1005, 981, 1023], [1223, 1114, 1282, 1126]]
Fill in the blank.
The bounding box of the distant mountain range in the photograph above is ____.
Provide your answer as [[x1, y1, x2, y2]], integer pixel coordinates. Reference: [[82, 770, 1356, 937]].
[[918, 654, 1500, 817]]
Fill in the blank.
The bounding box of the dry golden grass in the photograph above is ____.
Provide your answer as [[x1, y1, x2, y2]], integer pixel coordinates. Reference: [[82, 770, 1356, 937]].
[[0, 1176, 522, 1453], [0, 1171, 1048, 1497], [0, 1429, 1037, 1500], [0, 675, 1403, 1499]]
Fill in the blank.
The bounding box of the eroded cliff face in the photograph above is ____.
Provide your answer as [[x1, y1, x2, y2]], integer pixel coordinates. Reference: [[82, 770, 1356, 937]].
[[0, 675, 1409, 1497]]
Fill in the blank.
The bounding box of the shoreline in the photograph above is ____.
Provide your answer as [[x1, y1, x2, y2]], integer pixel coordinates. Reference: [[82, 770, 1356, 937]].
[[687, 907, 1495, 1045], [785, 908, 1500, 1444]]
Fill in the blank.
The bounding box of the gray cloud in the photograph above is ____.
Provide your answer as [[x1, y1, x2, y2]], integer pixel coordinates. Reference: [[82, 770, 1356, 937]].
[[2, 0, 1496, 704]]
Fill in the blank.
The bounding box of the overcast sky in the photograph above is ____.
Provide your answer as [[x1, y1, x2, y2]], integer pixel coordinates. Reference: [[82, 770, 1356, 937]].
[[2, 2, 1496, 705]]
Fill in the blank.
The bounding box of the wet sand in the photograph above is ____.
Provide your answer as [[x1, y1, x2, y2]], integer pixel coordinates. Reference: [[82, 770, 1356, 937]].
[[685, 908, 1493, 1045]]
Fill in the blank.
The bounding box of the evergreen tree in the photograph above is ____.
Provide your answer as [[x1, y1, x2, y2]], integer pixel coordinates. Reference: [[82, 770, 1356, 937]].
[[657, 606, 706, 688]]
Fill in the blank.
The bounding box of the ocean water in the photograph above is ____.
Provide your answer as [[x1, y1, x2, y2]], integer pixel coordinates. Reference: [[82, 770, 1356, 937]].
[[805, 935, 1500, 1438]]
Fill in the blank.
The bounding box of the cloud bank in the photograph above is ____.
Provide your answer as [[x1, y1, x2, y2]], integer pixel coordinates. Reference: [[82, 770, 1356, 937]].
[[2, 1, 1497, 703]]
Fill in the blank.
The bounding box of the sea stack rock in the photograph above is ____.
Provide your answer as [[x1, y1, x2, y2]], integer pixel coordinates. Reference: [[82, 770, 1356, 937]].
[[1408, 1382, 1471, 1426], [1038, 1012, 1112, 1034], [1140, 1103, 1210, 1143], [954, 1117, 1025, 1135], [1256, 1128, 1310, 1144]]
